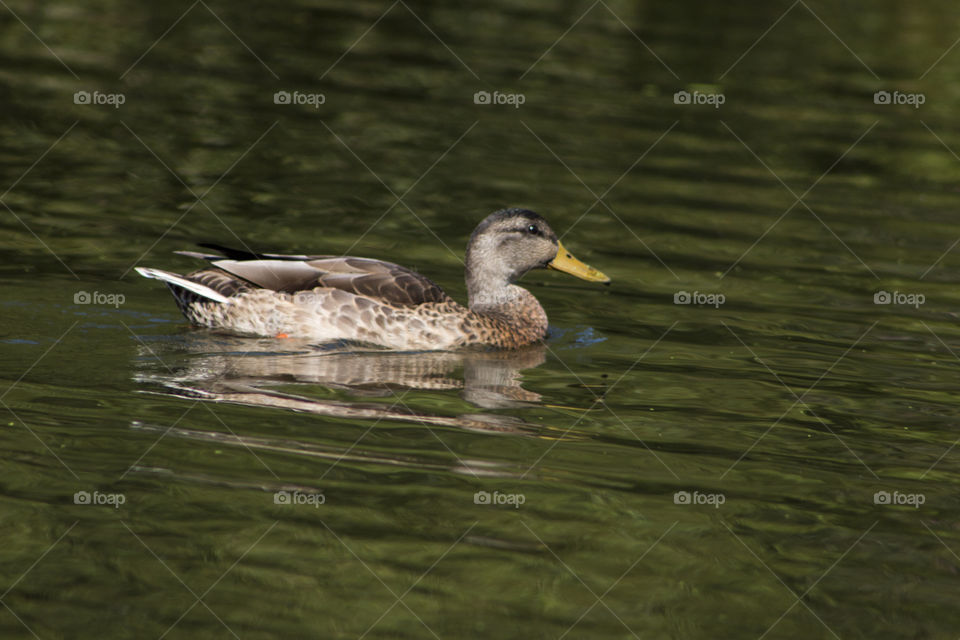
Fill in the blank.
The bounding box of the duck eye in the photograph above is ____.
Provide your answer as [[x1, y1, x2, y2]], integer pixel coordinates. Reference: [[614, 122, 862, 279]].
[[527, 224, 538, 235]]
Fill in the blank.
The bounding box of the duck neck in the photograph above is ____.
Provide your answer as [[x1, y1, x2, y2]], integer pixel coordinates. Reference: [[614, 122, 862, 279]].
[[466, 270, 519, 309], [466, 282, 548, 345], [465, 245, 548, 344], [466, 242, 522, 308]]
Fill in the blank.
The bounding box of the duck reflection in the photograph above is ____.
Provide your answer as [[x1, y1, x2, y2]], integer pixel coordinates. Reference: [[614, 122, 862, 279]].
[[137, 335, 550, 428], [134, 336, 566, 479]]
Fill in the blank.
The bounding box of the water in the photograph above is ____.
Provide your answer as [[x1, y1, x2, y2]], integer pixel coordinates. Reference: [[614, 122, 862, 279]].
[[2, 0, 960, 637]]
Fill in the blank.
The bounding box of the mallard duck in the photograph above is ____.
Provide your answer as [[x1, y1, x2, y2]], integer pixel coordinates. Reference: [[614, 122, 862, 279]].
[[135, 208, 609, 350]]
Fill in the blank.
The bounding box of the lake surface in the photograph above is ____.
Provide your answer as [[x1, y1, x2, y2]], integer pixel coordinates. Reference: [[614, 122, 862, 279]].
[[2, 0, 960, 637]]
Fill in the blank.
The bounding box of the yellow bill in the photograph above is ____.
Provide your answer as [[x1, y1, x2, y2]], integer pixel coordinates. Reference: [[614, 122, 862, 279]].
[[547, 241, 610, 283]]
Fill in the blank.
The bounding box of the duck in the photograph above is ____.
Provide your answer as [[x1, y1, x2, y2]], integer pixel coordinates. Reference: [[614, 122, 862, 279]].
[[135, 208, 610, 350]]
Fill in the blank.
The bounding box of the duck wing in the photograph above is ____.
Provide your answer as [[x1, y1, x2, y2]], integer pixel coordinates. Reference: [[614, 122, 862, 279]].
[[184, 251, 452, 307], [305, 257, 452, 306]]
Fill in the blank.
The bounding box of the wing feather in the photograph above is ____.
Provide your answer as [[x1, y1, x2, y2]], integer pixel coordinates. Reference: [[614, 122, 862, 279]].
[[202, 256, 450, 306]]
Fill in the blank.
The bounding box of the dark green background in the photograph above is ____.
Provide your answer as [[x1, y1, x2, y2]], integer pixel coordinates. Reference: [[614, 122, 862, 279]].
[[2, 0, 959, 637]]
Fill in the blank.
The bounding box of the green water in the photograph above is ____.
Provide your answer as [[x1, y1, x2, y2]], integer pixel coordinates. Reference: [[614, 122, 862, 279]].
[[3, 0, 960, 637]]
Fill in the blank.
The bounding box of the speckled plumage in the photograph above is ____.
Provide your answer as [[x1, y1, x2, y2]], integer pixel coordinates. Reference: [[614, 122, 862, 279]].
[[136, 209, 609, 350]]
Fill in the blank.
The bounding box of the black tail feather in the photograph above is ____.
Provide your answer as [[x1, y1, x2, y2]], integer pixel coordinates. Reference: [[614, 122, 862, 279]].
[[196, 243, 266, 260], [193, 243, 319, 262]]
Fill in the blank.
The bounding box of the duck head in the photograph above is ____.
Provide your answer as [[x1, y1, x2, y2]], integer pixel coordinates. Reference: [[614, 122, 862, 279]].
[[465, 208, 609, 310]]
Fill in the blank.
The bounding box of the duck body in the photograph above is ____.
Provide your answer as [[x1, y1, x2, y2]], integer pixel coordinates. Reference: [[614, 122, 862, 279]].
[[136, 209, 608, 350], [165, 262, 548, 350]]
